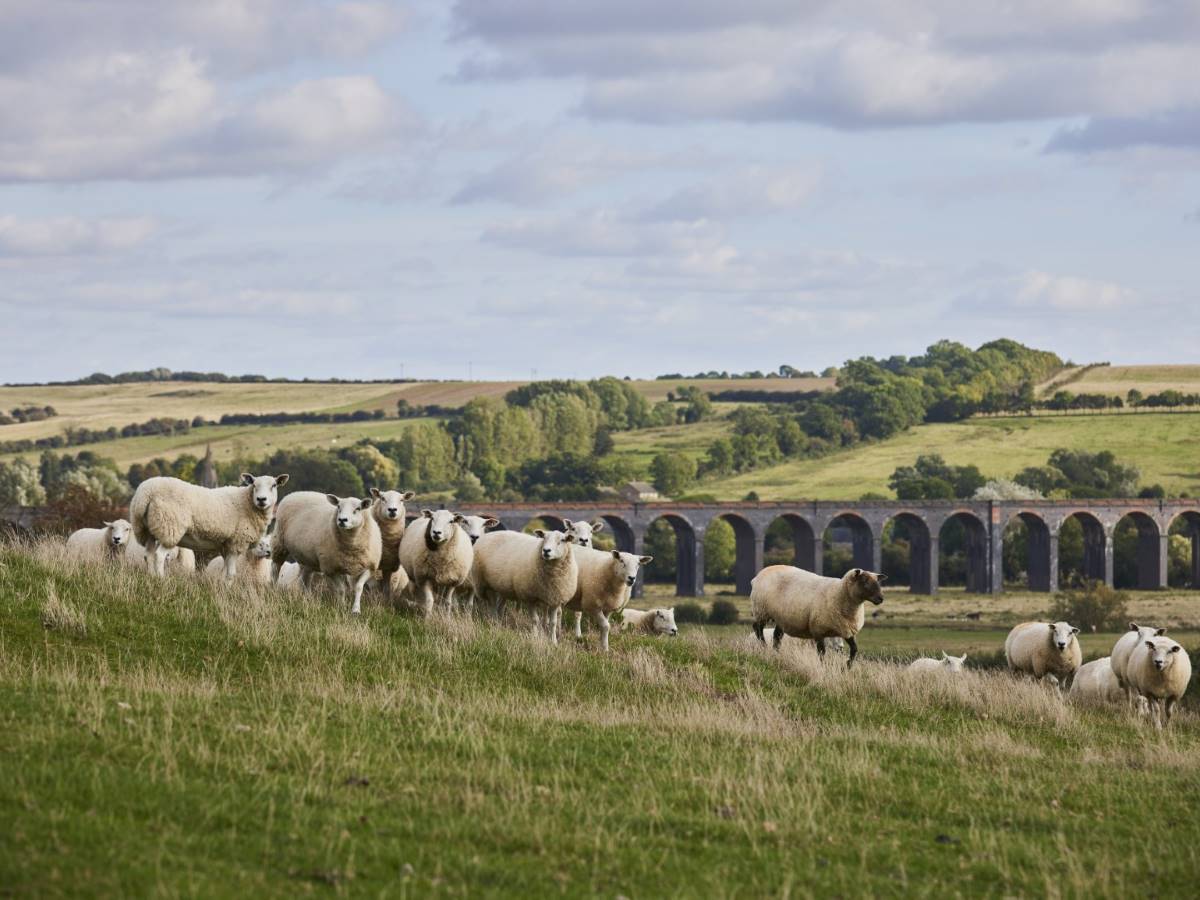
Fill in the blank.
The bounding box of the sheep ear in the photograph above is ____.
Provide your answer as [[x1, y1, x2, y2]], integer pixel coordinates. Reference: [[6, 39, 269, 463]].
[[640, 555, 653, 565], [360, 498, 373, 510], [960, 654, 968, 662], [422, 509, 434, 518], [1144, 639, 1156, 649], [941, 651, 950, 659], [875, 572, 888, 583], [563, 519, 573, 530], [103, 520, 113, 527], [401, 491, 415, 501], [1070, 627, 1079, 635], [274, 474, 289, 487], [326, 494, 339, 506], [533, 529, 545, 538], [1155, 628, 1166, 636], [563, 533, 575, 542], [1170, 644, 1181, 653], [370, 487, 381, 499], [591, 519, 605, 532], [849, 568, 861, 578], [612, 550, 622, 559], [1128, 622, 1139, 631], [484, 517, 499, 528], [240, 473, 254, 486], [452, 514, 464, 523]]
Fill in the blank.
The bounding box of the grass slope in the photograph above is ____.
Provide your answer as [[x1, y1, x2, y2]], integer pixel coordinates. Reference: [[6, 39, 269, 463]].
[[2, 543, 1198, 897], [1074, 365, 1200, 398], [702, 412, 1200, 499]]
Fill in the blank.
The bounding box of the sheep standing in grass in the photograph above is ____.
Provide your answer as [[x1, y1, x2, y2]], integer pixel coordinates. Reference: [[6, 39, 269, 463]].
[[908, 652, 968, 674], [1127, 638, 1192, 728], [470, 529, 578, 642], [129, 473, 286, 580], [271, 492, 381, 615], [1068, 657, 1125, 705], [1004, 621, 1081, 690], [459, 515, 500, 545], [399, 509, 474, 616], [125, 534, 197, 574], [65, 520, 133, 561], [565, 548, 653, 651], [205, 536, 273, 585], [369, 488, 415, 603], [1111, 622, 1166, 705], [619, 607, 678, 637], [564, 519, 604, 548], [750, 566, 885, 668]]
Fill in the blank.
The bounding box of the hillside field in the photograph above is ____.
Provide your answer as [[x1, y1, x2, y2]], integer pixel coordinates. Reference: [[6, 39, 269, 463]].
[[1071, 364, 1200, 398]]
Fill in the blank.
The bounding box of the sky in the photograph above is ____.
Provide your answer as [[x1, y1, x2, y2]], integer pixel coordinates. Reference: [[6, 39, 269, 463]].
[[1, 0, 1197, 383]]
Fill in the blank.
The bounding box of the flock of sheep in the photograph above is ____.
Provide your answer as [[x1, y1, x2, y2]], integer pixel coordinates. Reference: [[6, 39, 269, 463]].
[[63, 472, 1192, 727]]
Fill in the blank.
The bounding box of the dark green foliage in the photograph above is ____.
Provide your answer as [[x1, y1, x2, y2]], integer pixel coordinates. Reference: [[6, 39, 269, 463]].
[[1014, 449, 1139, 497], [1047, 582, 1131, 633], [889, 454, 986, 500], [707, 599, 739, 625], [651, 452, 697, 497], [672, 601, 706, 623]]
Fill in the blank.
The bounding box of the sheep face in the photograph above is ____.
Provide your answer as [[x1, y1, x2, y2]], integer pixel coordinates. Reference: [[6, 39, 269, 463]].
[[1050, 621, 1080, 652], [1128, 621, 1166, 639], [370, 488, 415, 521], [250, 535, 272, 559], [241, 473, 289, 511], [650, 608, 678, 636], [610, 550, 654, 587], [327, 494, 372, 531], [534, 528, 574, 561], [422, 509, 463, 544], [460, 515, 499, 544], [565, 519, 604, 548], [105, 519, 132, 547], [941, 652, 967, 673], [1144, 639, 1183, 673], [846, 568, 886, 605]]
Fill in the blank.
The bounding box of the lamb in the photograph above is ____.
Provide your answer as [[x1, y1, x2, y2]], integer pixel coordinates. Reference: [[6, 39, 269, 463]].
[[1111, 622, 1167, 704], [619, 607, 678, 637], [125, 535, 197, 574], [1004, 621, 1082, 689], [271, 492, 382, 615], [1067, 657, 1125, 706], [907, 652, 968, 674], [398, 509, 475, 616], [369, 487, 415, 603], [129, 473, 286, 580], [65, 519, 133, 560], [205, 535, 273, 585], [564, 548, 653, 651], [470, 529, 578, 642], [750, 566, 885, 668], [1127, 637, 1192, 728], [564, 518, 604, 548]]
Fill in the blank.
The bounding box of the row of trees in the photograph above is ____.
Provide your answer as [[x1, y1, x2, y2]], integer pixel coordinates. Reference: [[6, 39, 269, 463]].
[[0, 416, 195, 454], [0, 405, 57, 425]]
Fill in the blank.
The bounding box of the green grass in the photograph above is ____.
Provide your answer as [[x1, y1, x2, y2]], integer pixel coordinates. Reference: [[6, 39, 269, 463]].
[[701, 412, 1200, 499], [3, 542, 1199, 897]]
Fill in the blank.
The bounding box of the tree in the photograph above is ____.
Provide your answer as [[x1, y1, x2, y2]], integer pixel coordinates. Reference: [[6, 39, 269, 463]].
[[0, 459, 46, 506], [340, 444, 400, 492], [650, 452, 697, 497], [704, 518, 736, 581]]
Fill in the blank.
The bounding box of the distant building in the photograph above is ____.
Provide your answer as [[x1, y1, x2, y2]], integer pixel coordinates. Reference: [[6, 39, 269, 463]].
[[197, 445, 219, 489], [621, 481, 660, 502]]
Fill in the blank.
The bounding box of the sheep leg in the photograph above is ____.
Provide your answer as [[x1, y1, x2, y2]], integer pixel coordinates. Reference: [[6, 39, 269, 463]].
[[420, 581, 436, 617], [530, 606, 543, 638], [590, 609, 610, 652], [350, 570, 371, 615], [223, 553, 238, 583], [270, 560, 283, 583], [845, 636, 858, 669], [574, 611, 584, 639], [772, 627, 784, 651], [753, 620, 765, 644], [814, 638, 826, 659], [152, 544, 171, 578], [548, 607, 561, 645], [1164, 697, 1177, 727]]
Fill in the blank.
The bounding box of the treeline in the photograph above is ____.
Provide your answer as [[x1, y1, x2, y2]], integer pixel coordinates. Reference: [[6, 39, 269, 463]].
[[978, 388, 1200, 417], [7, 367, 428, 387], [655, 364, 829, 380], [0, 406, 58, 426], [212, 410, 387, 426], [0, 417, 194, 454]]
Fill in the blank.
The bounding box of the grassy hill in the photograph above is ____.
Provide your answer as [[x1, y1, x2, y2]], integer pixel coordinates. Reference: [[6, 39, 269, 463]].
[[2, 542, 1198, 896], [1072, 365, 1200, 398]]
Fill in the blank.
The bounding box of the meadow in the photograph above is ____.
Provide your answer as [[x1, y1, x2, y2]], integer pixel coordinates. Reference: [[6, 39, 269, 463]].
[[3, 541, 1199, 897]]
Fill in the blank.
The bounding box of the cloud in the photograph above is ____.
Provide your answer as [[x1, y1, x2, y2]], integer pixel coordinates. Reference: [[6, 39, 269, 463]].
[[483, 209, 729, 258], [1047, 108, 1200, 153], [1014, 271, 1135, 310], [0, 215, 157, 257], [636, 165, 822, 221]]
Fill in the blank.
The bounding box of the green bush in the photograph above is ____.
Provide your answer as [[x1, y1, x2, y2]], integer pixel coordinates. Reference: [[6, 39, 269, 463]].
[[1047, 581, 1130, 633], [707, 599, 740, 626], [673, 602, 706, 624]]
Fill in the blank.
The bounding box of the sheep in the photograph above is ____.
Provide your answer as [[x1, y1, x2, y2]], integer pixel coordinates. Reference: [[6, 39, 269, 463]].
[[470, 529, 578, 642], [205, 535, 273, 585], [1127, 637, 1192, 728], [564, 518, 605, 548], [124, 534, 196, 574], [1067, 657, 1125, 706], [271, 492, 382, 615], [907, 652, 968, 674], [65, 519, 132, 560], [129, 473, 287, 580], [1111, 622, 1167, 705], [564, 548, 653, 651], [459, 514, 500, 545], [759, 627, 845, 653], [750, 566, 885, 668], [276, 561, 303, 590], [398, 509, 475, 616], [1004, 621, 1082, 690], [369, 487, 415, 604], [619, 607, 678, 637]]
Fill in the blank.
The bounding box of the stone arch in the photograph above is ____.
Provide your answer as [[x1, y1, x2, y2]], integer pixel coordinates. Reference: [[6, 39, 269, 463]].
[[938, 511, 989, 593], [1003, 511, 1053, 592], [1113, 511, 1164, 590], [882, 512, 933, 594], [766, 513, 818, 572], [821, 512, 876, 578], [644, 513, 701, 597], [524, 513, 567, 533], [1056, 511, 1108, 587], [1167, 510, 1200, 589], [712, 512, 759, 595], [596, 513, 636, 553]]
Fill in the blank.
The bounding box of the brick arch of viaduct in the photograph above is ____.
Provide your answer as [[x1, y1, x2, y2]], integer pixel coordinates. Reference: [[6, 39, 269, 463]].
[[452, 499, 1200, 598]]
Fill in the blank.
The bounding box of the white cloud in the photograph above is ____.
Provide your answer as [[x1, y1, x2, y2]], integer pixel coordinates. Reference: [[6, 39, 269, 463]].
[[0, 215, 157, 257], [1015, 271, 1135, 310]]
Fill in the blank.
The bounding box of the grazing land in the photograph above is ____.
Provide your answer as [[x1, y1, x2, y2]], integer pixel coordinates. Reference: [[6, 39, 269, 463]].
[[2, 542, 1198, 897], [1071, 364, 1200, 398]]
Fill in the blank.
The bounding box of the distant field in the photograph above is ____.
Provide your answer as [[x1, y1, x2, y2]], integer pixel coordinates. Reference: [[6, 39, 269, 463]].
[[701, 412, 1200, 499], [1070, 364, 1200, 398]]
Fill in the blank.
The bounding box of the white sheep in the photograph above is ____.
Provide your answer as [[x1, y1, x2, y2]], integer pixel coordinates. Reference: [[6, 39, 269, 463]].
[[459, 514, 500, 545], [129, 473, 286, 580], [908, 652, 968, 674], [1127, 637, 1192, 728], [1067, 657, 1125, 706], [1111, 622, 1167, 705], [619, 607, 678, 637], [205, 535, 273, 585], [369, 487, 415, 604], [271, 492, 382, 615], [276, 561, 303, 590], [1004, 621, 1082, 689], [65, 519, 132, 560], [398, 509, 475, 616], [564, 518, 605, 548], [470, 529, 578, 642], [564, 548, 653, 651], [750, 566, 885, 667], [124, 533, 197, 574]]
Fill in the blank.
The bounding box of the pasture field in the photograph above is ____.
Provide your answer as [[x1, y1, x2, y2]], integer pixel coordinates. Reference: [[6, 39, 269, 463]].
[[3, 542, 1199, 897], [1072, 364, 1200, 398], [701, 411, 1200, 499]]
